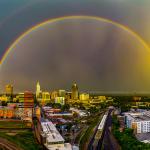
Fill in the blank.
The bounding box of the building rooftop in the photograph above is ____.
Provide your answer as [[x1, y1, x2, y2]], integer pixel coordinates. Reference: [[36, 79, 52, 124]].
[[133, 115, 150, 122], [46, 143, 72, 150], [125, 111, 150, 122], [136, 133, 150, 142], [41, 121, 64, 143]]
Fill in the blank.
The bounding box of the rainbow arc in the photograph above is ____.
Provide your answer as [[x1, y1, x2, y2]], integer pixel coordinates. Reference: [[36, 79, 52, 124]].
[[0, 15, 150, 65]]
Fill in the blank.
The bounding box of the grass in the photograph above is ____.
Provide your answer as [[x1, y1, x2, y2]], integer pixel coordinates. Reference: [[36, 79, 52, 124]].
[[0, 121, 27, 128], [0, 131, 42, 150]]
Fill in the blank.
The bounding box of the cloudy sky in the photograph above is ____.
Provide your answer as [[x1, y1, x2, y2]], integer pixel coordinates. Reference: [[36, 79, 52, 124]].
[[0, 0, 150, 93]]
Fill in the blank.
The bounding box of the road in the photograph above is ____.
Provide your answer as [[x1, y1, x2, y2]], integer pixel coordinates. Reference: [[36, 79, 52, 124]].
[[0, 137, 23, 150], [103, 116, 120, 150]]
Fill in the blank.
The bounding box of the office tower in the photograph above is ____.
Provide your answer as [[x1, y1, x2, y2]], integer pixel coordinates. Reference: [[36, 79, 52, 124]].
[[24, 91, 34, 108], [36, 81, 41, 99], [71, 83, 79, 100], [58, 90, 66, 97], [51, 91, 59, 100], [42, 92, 50, 105], [55, 97, 65, 105], [5, 84, 13, 95], [80, 93, 90, 101]]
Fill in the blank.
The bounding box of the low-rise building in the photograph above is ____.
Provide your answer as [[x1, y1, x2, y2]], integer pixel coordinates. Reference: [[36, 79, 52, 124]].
[[70, 108, 88, 117], [124, 111, 150, 133], [0, 107, 15, 118], [41, 121, 72, 150], [117, 115, 125, 132], [42, 107, 73, 121]]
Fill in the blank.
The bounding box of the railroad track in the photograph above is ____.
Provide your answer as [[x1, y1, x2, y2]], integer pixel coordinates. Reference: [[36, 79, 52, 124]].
[[0, 137, 23, 150]]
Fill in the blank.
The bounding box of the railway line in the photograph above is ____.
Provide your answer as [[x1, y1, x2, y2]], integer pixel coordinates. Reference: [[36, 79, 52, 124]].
[[0, 137, 23, 150], [88, 108, 113, 150], [88, 110, 108, 150]]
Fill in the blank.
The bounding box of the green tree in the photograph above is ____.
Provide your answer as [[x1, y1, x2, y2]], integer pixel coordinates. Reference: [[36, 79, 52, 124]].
[[46, 102, 53, 107], [113, 96, 132, 112], [1, 101, 7, 106], [61, 104, 70, 112], [88, 106, 98, 114], [79, 103, 85, 110], [52, 103, 61, 109]]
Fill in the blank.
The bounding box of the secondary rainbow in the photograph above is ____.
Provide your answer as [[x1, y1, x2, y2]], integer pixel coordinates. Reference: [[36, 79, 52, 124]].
[[1, 15, 150, 65]]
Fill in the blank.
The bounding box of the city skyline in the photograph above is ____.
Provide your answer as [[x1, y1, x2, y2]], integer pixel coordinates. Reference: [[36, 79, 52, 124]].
[[1, 1, 150, 150], [2, 82, 150, 96]]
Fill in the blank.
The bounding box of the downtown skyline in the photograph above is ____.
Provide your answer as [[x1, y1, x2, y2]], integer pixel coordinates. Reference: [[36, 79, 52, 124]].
[[1, 1, 150, 150]]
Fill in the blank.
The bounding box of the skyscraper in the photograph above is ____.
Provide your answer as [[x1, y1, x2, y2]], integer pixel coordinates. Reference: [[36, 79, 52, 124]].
[[58, 90, 66, 97], [36, 81, 41, 99], [24, 91, 34, 126], [24, 91, 34, 108], [5, 84, 13, 96], [71, 83, 79, 100]]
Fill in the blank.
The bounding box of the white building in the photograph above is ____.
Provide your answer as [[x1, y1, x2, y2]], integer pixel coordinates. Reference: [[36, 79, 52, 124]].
[[70, 108, 88, 117], [125, 111, 150, 133], [41, 121, 72, 150]]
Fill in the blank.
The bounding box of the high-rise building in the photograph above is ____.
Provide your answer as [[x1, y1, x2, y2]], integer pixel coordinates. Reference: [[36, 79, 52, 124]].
[[24, 91, 34, 108], [23, 91, 34, 126], [80, 93, 89, 101], [36, 81, 42, 99], [58, 90, 66, 97], [71, 83, 79, 100], [55, 97, 65, 105], [17, 93, 25, 103], [5, 84, 13, 95], [41, 92, 50, 105], [42, 92, 50, 100], [51, 91, 59, 100], [65, 92, 72, 102], [79, 93, 90, 104]]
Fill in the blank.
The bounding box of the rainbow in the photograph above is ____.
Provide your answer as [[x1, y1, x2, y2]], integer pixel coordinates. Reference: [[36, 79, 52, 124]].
[[0, 15, 150, 65]]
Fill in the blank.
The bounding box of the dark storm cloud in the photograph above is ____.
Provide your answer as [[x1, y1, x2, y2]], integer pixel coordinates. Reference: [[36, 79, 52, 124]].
[[1, 18, 150, 92], [1, 0, 150, 92]]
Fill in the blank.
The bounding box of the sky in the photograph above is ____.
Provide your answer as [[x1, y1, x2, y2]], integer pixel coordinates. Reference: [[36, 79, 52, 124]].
[[1, 0, 150, 93]]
